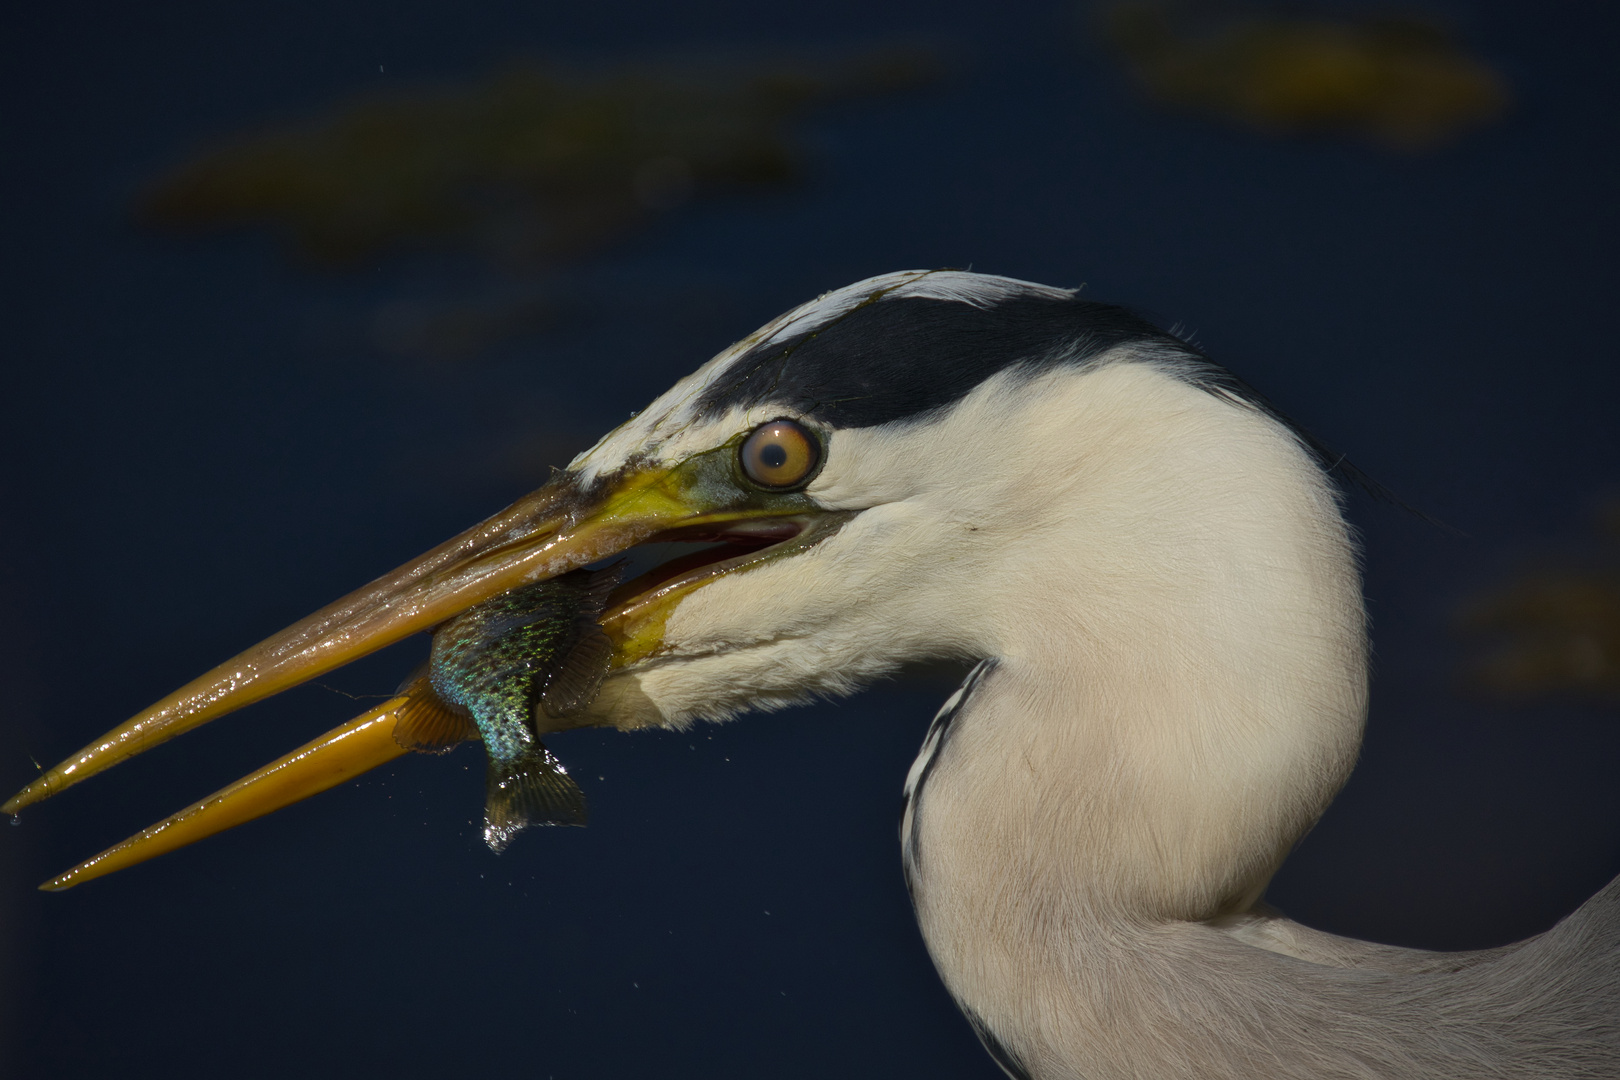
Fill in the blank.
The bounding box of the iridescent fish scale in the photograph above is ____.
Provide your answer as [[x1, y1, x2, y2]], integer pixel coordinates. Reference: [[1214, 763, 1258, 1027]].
[[424, 566, 619, 850], [430, 585, 587, 764]]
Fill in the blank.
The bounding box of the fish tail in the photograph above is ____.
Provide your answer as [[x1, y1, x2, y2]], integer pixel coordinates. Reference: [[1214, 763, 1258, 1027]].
[[483, 742, 588, 853]]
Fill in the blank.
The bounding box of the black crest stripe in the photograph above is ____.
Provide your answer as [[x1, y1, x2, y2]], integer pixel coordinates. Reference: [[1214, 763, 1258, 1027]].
[[695, 292, 1183, 429], [695, 280, 1383, 497]]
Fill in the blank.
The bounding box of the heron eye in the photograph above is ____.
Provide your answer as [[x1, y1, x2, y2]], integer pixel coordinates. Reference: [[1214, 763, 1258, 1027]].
[[739, 419, 820, 489]]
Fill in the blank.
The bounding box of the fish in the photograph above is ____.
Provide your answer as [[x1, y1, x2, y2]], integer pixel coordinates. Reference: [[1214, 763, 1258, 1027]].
[[391, 565, 621, 852]]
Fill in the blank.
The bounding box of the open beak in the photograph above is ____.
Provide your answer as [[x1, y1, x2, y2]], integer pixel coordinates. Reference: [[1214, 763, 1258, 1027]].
[[14, 448, 842, 889]]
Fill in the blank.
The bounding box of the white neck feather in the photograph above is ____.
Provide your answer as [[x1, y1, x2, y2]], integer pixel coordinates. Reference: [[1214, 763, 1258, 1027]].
[[900, 359, 1370, 1076], [910, 359, 1367, 910]]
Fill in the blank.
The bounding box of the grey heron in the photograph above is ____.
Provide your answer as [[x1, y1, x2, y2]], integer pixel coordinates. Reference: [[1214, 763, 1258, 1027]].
[[11, 269, 1617, 1078]]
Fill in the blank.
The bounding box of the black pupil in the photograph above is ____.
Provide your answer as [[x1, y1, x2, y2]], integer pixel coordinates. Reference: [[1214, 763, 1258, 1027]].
[[760, 442, 789, 469]]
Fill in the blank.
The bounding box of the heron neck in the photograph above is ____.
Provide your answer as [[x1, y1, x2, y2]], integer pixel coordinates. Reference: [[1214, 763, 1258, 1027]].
[[901, 368, 1376, 1074], [925, 383, 1370, 922]]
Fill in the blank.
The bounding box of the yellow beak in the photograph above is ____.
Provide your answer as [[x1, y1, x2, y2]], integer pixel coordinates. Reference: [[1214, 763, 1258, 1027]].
[[14, 445, 839, 889]]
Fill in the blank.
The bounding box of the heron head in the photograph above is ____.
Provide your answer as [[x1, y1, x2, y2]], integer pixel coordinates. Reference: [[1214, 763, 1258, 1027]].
[[556, 268, 1224, 729], [12, 269, 1365, 890]]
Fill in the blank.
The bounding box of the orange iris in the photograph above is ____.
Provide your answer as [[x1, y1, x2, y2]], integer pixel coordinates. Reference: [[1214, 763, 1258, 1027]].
[[739, 418, 820, 489]]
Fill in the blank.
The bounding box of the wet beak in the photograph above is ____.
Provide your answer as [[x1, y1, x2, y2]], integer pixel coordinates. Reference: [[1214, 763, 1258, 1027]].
[[14, 458, 829, 888]]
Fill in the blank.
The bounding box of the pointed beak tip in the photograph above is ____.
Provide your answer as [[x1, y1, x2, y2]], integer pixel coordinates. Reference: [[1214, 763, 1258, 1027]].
[[31, 696, 416, 891], [3, 785, 39, 818], [6, 769, 73, 817]]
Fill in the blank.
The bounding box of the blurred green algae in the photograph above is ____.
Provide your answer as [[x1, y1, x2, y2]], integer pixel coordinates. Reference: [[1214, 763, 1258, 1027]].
[[1095, 1, 1507, 149], [138, 49, 944, 267], [1455, 501, 1620, 706]]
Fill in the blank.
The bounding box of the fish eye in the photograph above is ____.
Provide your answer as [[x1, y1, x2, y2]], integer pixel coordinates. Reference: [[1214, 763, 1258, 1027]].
[[739, 418, 820, 490]]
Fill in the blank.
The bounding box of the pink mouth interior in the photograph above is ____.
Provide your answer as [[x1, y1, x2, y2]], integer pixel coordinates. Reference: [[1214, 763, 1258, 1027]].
[[604, 520, 805, 606]]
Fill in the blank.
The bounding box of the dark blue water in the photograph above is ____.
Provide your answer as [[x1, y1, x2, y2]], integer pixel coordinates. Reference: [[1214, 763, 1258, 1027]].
[[4, 2, 1618, 1076]]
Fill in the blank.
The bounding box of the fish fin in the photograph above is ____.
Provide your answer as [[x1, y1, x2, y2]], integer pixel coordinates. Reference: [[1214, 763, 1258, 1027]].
[[539, 623, 614, 719], [576, 562, 625, 611], [393, 662, 430, 696], [483, 744, 588, 853], [535, 562, 622, 719], [394, 677, 480, 754]]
